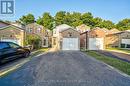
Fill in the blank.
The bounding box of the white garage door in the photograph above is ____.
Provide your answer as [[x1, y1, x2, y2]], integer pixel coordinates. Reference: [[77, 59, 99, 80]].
[[1, 39, 20, 45], [62, 38, 79, 50], [121, 39, 130, 44], [88, 38, 104, 50]]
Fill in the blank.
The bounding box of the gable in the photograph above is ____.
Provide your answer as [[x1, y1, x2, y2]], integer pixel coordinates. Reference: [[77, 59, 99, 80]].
[[0, 21, 10, 28], [61, 28, 79, 38]]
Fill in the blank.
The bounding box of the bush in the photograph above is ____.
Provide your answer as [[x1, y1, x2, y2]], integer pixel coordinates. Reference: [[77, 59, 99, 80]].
[[25, 34, 42, 49]]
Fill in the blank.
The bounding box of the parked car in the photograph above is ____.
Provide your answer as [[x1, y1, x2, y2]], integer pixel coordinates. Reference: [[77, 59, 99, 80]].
[[0, 41, 30, 64]]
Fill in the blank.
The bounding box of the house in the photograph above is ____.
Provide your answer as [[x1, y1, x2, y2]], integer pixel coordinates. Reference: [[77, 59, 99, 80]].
[[76, 24, 90, 33], [118, 30, 130, 49], [80, 27, 108, 50], [26, 23, 51, 47], [52, 24, 80, 50], [105, 28, 121, 48], [0, 21, 25, 46]]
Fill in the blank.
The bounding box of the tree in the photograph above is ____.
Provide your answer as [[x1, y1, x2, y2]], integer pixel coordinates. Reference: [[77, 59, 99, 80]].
[[71, 12, 83, 27], [98, 20, 115, 29], [116, 19, 130, 31], [81, 12, 93, 26], [91, 17, 103, 28], [55, 11, 66, 26], [36, 12, 54, 30], [18, 13, 35, 25]]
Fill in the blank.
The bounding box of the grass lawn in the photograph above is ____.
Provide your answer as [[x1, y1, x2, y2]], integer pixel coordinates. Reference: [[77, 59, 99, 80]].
[[86, 51, 130, 75], [107, 48, 130, 54]]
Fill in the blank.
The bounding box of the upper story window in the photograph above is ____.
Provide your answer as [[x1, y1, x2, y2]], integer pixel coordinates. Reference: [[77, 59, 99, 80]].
[[28, 28, 33, 33], [37, 27, 41, 33]]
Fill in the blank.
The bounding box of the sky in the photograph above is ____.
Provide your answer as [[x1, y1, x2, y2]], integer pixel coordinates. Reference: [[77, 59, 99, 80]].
[[0, 0, 130, 23]]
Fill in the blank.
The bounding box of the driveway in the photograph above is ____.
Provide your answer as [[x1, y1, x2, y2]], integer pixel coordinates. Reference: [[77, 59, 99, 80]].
[[97, 50, 130, 63], [0, 51, 130, 86]]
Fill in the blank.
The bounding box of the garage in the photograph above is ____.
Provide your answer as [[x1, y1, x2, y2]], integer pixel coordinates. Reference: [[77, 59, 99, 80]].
[[1, 38, 20, 45], [88, 38, 104, 50], [121, 39, 130, 48], [62, 38, 79, 50]]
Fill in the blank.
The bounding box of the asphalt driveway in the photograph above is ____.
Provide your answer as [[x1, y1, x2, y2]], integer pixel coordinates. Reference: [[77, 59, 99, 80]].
[[97, 50, 130, 63], [0, 51, 130, 86]]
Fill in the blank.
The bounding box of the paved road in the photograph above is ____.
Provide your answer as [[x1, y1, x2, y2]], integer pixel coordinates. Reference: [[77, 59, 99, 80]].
[[0, 51, 130, 86]]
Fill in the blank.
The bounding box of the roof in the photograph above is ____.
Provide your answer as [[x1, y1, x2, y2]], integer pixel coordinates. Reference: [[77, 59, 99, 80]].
[[76, 24, 90, 30], [0, 21, 25, 31], [55, 24, 74, 32]]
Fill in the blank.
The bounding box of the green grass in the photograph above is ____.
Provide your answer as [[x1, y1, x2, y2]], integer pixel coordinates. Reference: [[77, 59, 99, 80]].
[[107, 48, 130, 53], [86, 51, 130, 75]]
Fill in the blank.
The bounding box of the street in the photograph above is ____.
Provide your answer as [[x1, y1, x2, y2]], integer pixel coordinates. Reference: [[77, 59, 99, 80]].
[[0, 51, 130, 86]]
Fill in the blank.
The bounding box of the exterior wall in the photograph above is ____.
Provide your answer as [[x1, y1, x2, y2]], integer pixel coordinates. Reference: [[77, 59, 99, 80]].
[[26, 23, 51, 47], [61, 29, 80, 38], [0, 26, 25, 46], [88, 29, 106, 38], [80, 32, 88, 50], [105, 34, 120, 48], [87, 28, 106, 49], [52, 28, 80, 50]]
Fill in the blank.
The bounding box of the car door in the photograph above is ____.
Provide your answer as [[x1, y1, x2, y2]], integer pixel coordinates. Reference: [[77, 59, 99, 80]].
[[0, 42, 15, 63], [8, 42, 24, 57]]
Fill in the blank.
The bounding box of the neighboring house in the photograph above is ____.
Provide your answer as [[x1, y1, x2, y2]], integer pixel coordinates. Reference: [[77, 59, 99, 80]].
[[0, 21, 25, 46], [80, 27, 108, 50], [52, 24, 80, 50], [76, 24, 90, 33], [105, 28, 121, 48], [118, 30, 130, 49], [26, 23, 51, 47]]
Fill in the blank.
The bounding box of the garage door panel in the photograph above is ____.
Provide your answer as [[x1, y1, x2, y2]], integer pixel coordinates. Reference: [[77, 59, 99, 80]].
[[122, 39, 130, 44], [89, 38, 104, 50], [1, 39, 20, 45], [62, 38, 79, 50]]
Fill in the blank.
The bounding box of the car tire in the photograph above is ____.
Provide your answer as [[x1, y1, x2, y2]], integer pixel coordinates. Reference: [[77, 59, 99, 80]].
[[23, 51, 30, 58]]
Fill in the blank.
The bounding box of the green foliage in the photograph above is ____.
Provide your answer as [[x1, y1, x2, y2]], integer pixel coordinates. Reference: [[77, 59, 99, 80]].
[[36, 12, 54, 30], [55, 11, 66, 26], [26, 34, 42, 49], [116, 19, 130, 31], [17, 11, 130, 31], [18, 13, 35, 25], [99, 20, 115, 29], [81, 12, 93, 26]]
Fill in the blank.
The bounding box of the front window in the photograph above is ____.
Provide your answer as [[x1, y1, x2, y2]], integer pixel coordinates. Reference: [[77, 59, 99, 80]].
[[28, 28, 33, 33], [37, 28, 41, 33]]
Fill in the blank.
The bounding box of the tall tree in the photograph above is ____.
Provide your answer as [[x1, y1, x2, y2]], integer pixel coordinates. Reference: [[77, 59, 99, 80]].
[[55, 11, 66, 26], [36, 12, 54, 30], [116, 19, 130, 31], [18, 13, 35, 25], [81, 12, 93, 26], [99, 20, 115, 29], [71, 12, 83, 27]]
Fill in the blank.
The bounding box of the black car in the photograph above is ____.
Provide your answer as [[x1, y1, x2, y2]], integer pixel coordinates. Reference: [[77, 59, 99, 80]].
[[0, 41, 30, 64]]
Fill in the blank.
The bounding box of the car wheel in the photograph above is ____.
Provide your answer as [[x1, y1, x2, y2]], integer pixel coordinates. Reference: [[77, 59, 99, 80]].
[[23, 52, 30, 58]]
